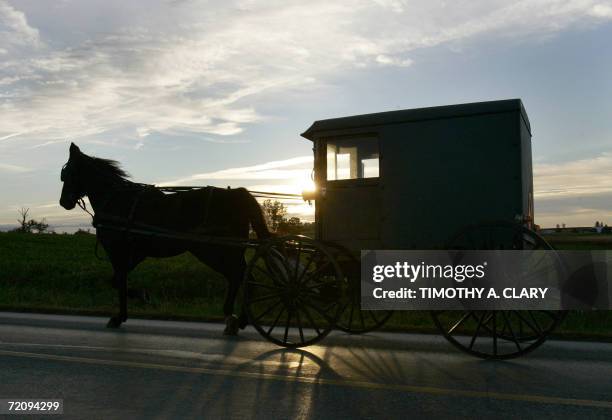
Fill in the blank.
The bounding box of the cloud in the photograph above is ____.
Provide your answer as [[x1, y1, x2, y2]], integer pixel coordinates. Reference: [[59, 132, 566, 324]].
[[0, 162, 30, 173], [372, 0, 409, 13], [0, 1, 40, 50], [534, 151, 612, 226], [375, 54, 413, 67], [1, 0, 612, 150], [534, 152, 612, 199], [160, 155, 312, 185], [157, 155, 315, 219], [1, 0, 611, 226], [590, 3, 612, 17]]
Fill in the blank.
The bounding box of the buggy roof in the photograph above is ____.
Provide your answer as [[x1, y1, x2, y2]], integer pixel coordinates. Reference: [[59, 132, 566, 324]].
[[301, 98, 530, 140]]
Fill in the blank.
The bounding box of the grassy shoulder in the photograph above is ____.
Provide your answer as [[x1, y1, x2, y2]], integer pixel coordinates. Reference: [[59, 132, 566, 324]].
[[0, 232, 228, 320], [1, 231, 611, 340]]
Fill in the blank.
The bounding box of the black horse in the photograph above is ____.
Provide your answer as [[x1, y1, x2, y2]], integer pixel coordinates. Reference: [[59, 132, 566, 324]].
[[59, 143, 271, 334]]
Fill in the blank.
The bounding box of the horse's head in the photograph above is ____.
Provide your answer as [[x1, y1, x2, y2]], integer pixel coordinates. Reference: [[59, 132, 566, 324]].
[[59, 143, 85, 210]]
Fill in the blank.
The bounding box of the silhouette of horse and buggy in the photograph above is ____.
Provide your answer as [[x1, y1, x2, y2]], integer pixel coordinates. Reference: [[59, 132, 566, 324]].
[[60, 99, 565, 359]]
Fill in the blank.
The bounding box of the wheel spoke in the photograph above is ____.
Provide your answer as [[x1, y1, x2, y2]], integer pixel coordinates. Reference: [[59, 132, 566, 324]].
[[254, 299, 282, 323], [492, 312, 498, 356], [297, 252, 316, 284], [295, 308, 305, 343], [254, 264, 286, 286], [501, 312, 522, 351], [302, 280, 333, 290], [247, 280, 280, 291], [301, 299, 334, 321], [283, 309, 292, 344], [299, 303, 321, 335], [302, 261, 332, 284], [249, 291, 284, 304], [468, 312, 487, 349], [293, 245, 301, 281], [527, 311, 543, 334], [512, 311, 541, 336], [447, 312, 472, 335], [266, 306, 286, 336]]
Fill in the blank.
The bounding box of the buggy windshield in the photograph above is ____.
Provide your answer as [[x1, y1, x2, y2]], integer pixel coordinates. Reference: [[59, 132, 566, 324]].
[[326, 137, 379, 180]]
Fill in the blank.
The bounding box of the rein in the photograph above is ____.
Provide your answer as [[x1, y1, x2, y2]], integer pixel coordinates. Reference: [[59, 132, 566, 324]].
[[76, 198, 106, 261], [72, 183, 302, 260], [77, 198, 95, 219]]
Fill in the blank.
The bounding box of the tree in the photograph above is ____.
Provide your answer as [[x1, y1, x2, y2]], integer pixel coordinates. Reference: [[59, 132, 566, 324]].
[[13, 207, 51, 234], [16, 207, 29, 233], [261, 199, 287, 232], [278, 216, 303, 235]]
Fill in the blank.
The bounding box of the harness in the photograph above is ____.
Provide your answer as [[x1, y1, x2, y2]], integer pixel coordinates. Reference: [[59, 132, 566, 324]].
[[73, 183, 153, 261], [76, 184, 218, 261]]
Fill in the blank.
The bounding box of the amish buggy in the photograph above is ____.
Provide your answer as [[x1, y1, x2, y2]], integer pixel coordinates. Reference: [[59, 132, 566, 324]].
[[301, 98, 565, 358], [60, 99, 565, 359]]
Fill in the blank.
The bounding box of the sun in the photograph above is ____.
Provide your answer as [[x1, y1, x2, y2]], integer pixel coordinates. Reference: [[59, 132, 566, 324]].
[[295, 175, 316, 194]]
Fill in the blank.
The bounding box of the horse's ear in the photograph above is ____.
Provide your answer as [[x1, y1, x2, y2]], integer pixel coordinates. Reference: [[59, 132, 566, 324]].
[[70, 142, 80, 155]]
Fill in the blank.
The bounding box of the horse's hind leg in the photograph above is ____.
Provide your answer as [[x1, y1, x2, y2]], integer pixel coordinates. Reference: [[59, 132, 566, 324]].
[[192, 247, 247, 336], [236, 274, 254, 329], [223, 279, 241, 335], [222, 260, 246, 336]]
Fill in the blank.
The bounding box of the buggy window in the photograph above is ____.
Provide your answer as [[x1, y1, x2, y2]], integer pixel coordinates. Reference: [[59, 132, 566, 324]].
[[326, 137, 379, 180]]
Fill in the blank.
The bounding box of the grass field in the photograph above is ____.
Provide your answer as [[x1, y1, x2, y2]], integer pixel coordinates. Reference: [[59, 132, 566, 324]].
[[543, 233, 612, 250], [0, 232, 229, 320], [1, 231, 611, 339]]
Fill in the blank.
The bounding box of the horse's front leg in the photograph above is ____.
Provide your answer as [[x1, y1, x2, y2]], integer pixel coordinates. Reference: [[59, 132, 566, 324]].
[[107, 270, 128, 328]]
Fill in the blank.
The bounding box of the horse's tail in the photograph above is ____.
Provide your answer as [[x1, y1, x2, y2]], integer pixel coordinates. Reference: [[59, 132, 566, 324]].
[[239, 188, 272, 239]]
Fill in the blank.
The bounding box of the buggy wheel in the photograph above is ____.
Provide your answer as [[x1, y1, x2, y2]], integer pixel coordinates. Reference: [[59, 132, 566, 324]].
[[431, 310, 566, 359], [433, 221, 567, 359], [244, 235, 344, 348], [323, 242, 394, 334]]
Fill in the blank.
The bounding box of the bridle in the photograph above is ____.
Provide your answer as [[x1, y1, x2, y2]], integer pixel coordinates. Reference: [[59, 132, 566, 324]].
[[77, 198, 95, 219], [61, 159, 150, 218], [61, 158, 150, 261], [62, 162, 92, 216]]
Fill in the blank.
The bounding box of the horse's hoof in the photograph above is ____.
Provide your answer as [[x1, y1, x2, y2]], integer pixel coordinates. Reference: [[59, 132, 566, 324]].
[[223, 315, 239, 336], [238, 313, 249, 330], [106, 317, 122, 328]]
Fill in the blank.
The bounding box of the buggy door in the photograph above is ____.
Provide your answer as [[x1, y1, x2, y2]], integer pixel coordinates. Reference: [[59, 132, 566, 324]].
[[316, 136, 381, 252]]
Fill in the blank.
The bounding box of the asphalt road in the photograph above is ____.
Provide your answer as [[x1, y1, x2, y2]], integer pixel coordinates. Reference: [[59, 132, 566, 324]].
[[0, 312, 611, 419]]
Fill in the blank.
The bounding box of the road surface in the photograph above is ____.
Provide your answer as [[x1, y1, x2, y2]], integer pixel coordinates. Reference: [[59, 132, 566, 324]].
[[0, 312, 611, 419]]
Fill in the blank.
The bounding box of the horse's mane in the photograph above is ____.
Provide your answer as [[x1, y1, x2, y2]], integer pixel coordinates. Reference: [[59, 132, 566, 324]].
[[79, 152, 130, 182]]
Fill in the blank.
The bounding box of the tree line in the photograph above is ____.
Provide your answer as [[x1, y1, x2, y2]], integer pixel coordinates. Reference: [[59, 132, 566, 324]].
[[9, 200, 314, 236], [261, 199, 314, 235]]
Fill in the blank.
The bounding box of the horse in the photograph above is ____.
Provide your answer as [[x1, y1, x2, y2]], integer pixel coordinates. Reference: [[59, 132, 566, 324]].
[[59, 143, 271, 334]]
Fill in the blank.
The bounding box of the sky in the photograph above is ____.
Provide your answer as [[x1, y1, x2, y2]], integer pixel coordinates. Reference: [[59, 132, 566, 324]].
[[0, 0, 611, 230]]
